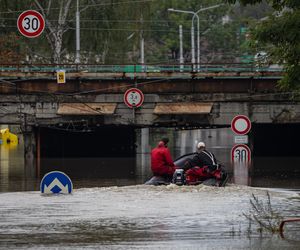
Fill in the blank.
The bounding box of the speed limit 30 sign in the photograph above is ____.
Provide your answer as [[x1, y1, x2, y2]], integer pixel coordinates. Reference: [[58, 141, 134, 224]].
[[17, 10, 45, 38], [231, 144, 251, 163]]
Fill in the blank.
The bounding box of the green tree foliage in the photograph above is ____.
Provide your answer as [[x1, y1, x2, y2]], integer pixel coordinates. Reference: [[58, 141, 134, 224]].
[[0, 33, 24, 63], [226, 0, 300, 90], [0, 0, 277, 66]]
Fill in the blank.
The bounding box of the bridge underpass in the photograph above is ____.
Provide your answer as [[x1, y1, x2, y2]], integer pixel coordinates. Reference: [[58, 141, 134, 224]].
[[251, 123, 300, 187], [25, 123, 299, 187], [0, 64, 299, 185], [38, 126, 136, 181]]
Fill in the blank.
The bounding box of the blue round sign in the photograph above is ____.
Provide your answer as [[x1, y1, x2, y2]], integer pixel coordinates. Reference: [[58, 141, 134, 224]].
[[40, 171, 73, 194]]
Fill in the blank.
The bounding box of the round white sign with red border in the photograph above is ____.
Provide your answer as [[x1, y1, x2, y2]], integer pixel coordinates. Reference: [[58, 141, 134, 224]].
[[17, 10, 45, 38], [124, 88, 144, 108], [231, 115, 251, 135], [231, 144, 251, 163]]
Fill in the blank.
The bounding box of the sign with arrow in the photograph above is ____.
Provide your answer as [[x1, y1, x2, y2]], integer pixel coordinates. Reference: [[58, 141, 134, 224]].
[[40, 171, 73, 194]]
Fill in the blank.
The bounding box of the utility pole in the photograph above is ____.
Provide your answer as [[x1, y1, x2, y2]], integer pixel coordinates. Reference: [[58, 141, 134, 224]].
[[75, 0, 80, 63], [191, 25, 195, 69], [179, 25, 184, 71], [140, 15, 144, 65], [140, 38, 144, 64]]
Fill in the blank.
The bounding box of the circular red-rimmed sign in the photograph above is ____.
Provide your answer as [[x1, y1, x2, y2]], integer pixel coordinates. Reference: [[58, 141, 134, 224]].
[[124, 88, 144, 108], [231, 144, 251, 163], [231, 115, 251, 135], [17, 10, 45, 38]]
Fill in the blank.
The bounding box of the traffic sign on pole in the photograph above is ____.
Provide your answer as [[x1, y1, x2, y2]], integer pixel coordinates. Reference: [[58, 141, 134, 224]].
[[17, 10, 45, 38], [231, 144, 251, 163], [231, 115, 251, 135], [124, 88, 144, 108]]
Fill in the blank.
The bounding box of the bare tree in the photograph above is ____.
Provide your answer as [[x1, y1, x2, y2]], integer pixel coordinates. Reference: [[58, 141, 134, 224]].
[[34, 0, 72, 64]]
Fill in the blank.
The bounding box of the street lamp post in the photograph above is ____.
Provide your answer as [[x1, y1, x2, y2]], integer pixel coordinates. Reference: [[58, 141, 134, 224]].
[[179, 25, 184, 71], [168, 4, 223, 70], [168, 8, 195, 68], [75, 0, 80, 63]]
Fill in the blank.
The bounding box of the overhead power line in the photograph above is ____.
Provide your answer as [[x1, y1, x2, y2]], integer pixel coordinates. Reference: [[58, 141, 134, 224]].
[[0, 25, 191, 33], [0, 0, 157, 14], [0, 17, 210, 24]]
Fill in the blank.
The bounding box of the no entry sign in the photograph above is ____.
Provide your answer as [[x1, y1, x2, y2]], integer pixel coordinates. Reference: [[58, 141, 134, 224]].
[[231, 144, 251, 163], [231, 115, 251, 135], [17, 10, 45, 38], [124, 88, 144, 108]]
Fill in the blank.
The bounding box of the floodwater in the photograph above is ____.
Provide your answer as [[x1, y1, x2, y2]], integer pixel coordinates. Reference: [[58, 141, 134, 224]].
[[0, 127, 299, 249], [0, 185, 299, 249], [1, 127, 300, 192]]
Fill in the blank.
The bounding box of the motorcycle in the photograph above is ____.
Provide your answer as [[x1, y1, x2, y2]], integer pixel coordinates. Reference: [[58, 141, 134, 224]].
[[145, 153, 229, 187]]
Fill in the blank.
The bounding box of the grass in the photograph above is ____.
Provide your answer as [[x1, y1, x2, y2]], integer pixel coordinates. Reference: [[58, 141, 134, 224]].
[[243, 191, 283, 234]]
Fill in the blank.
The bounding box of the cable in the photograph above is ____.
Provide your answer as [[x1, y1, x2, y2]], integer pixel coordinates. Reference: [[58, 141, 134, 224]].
[[0, 75, 292, 103], [0, 0, 158, 14], [68, 27, 190, 33], [0, 24, 191, 33], [0, 17, 210, 23]]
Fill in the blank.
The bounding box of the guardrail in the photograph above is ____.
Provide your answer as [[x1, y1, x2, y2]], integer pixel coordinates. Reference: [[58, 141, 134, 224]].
[[279, 217, 300, 239], [0, 63, 283, 74]]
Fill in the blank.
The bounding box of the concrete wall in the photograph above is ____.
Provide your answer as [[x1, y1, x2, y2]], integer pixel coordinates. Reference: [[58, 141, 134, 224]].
[[0, 77, 299, 127]]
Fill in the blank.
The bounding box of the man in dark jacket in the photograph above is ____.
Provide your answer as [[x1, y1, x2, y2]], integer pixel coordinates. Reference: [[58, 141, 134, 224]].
[[183, 142, 218, 171], [183, 142, 227, 186], [151, 138, 176, 178]]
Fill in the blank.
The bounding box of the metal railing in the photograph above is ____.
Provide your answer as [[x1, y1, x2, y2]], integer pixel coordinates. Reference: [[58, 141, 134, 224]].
[[0, 63, 284, 74], [279, 217, 300, 239]]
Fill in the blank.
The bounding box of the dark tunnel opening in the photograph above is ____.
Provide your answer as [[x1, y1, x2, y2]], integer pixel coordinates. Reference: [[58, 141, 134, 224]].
[[252, 123, 300, 185], [253, 124, 299, 157], [39, 126, 136, 181]]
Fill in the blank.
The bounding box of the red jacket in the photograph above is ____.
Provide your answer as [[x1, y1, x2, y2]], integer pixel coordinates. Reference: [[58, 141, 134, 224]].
[[151, 141, 175, 176]]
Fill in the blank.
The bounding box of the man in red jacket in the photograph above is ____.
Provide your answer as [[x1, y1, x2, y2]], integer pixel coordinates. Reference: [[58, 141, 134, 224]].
[[151, 137, 176, 178]]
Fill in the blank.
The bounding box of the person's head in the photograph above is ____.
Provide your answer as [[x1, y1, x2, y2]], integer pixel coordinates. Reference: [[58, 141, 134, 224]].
[[197, 142, 206, 152], [161, 137, 169, 145]]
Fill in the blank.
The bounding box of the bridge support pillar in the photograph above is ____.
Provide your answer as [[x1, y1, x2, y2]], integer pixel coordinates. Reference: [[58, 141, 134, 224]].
[[135, 128, 151, 181], [23, 126, 37, 178]]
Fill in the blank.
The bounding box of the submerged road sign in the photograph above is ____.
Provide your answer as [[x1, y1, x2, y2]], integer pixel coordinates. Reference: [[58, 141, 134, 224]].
[[17, 10, 45, 38], [231, 115, 251, 135], [231, 144, 251, 163], [124, 88, 144, 108], [40, 171, 73, 194]]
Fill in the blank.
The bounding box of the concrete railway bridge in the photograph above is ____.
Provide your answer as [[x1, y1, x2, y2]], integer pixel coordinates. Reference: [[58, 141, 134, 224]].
[[0, 64, 299, 178]]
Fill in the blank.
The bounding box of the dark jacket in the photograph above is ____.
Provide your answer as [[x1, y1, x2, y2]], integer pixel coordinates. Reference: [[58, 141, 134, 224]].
[[183, 149, 218, 171], [151, 141, 175, 176]]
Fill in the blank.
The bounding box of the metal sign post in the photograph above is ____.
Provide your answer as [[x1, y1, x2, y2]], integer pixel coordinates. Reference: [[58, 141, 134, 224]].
[[231, 115, 252, 185]]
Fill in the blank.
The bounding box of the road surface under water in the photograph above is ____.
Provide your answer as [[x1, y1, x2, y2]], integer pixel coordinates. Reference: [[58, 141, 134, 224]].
[[1, 127, 299, 249], [1, 127, 300, 192], [0, 185, 299, 249]]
